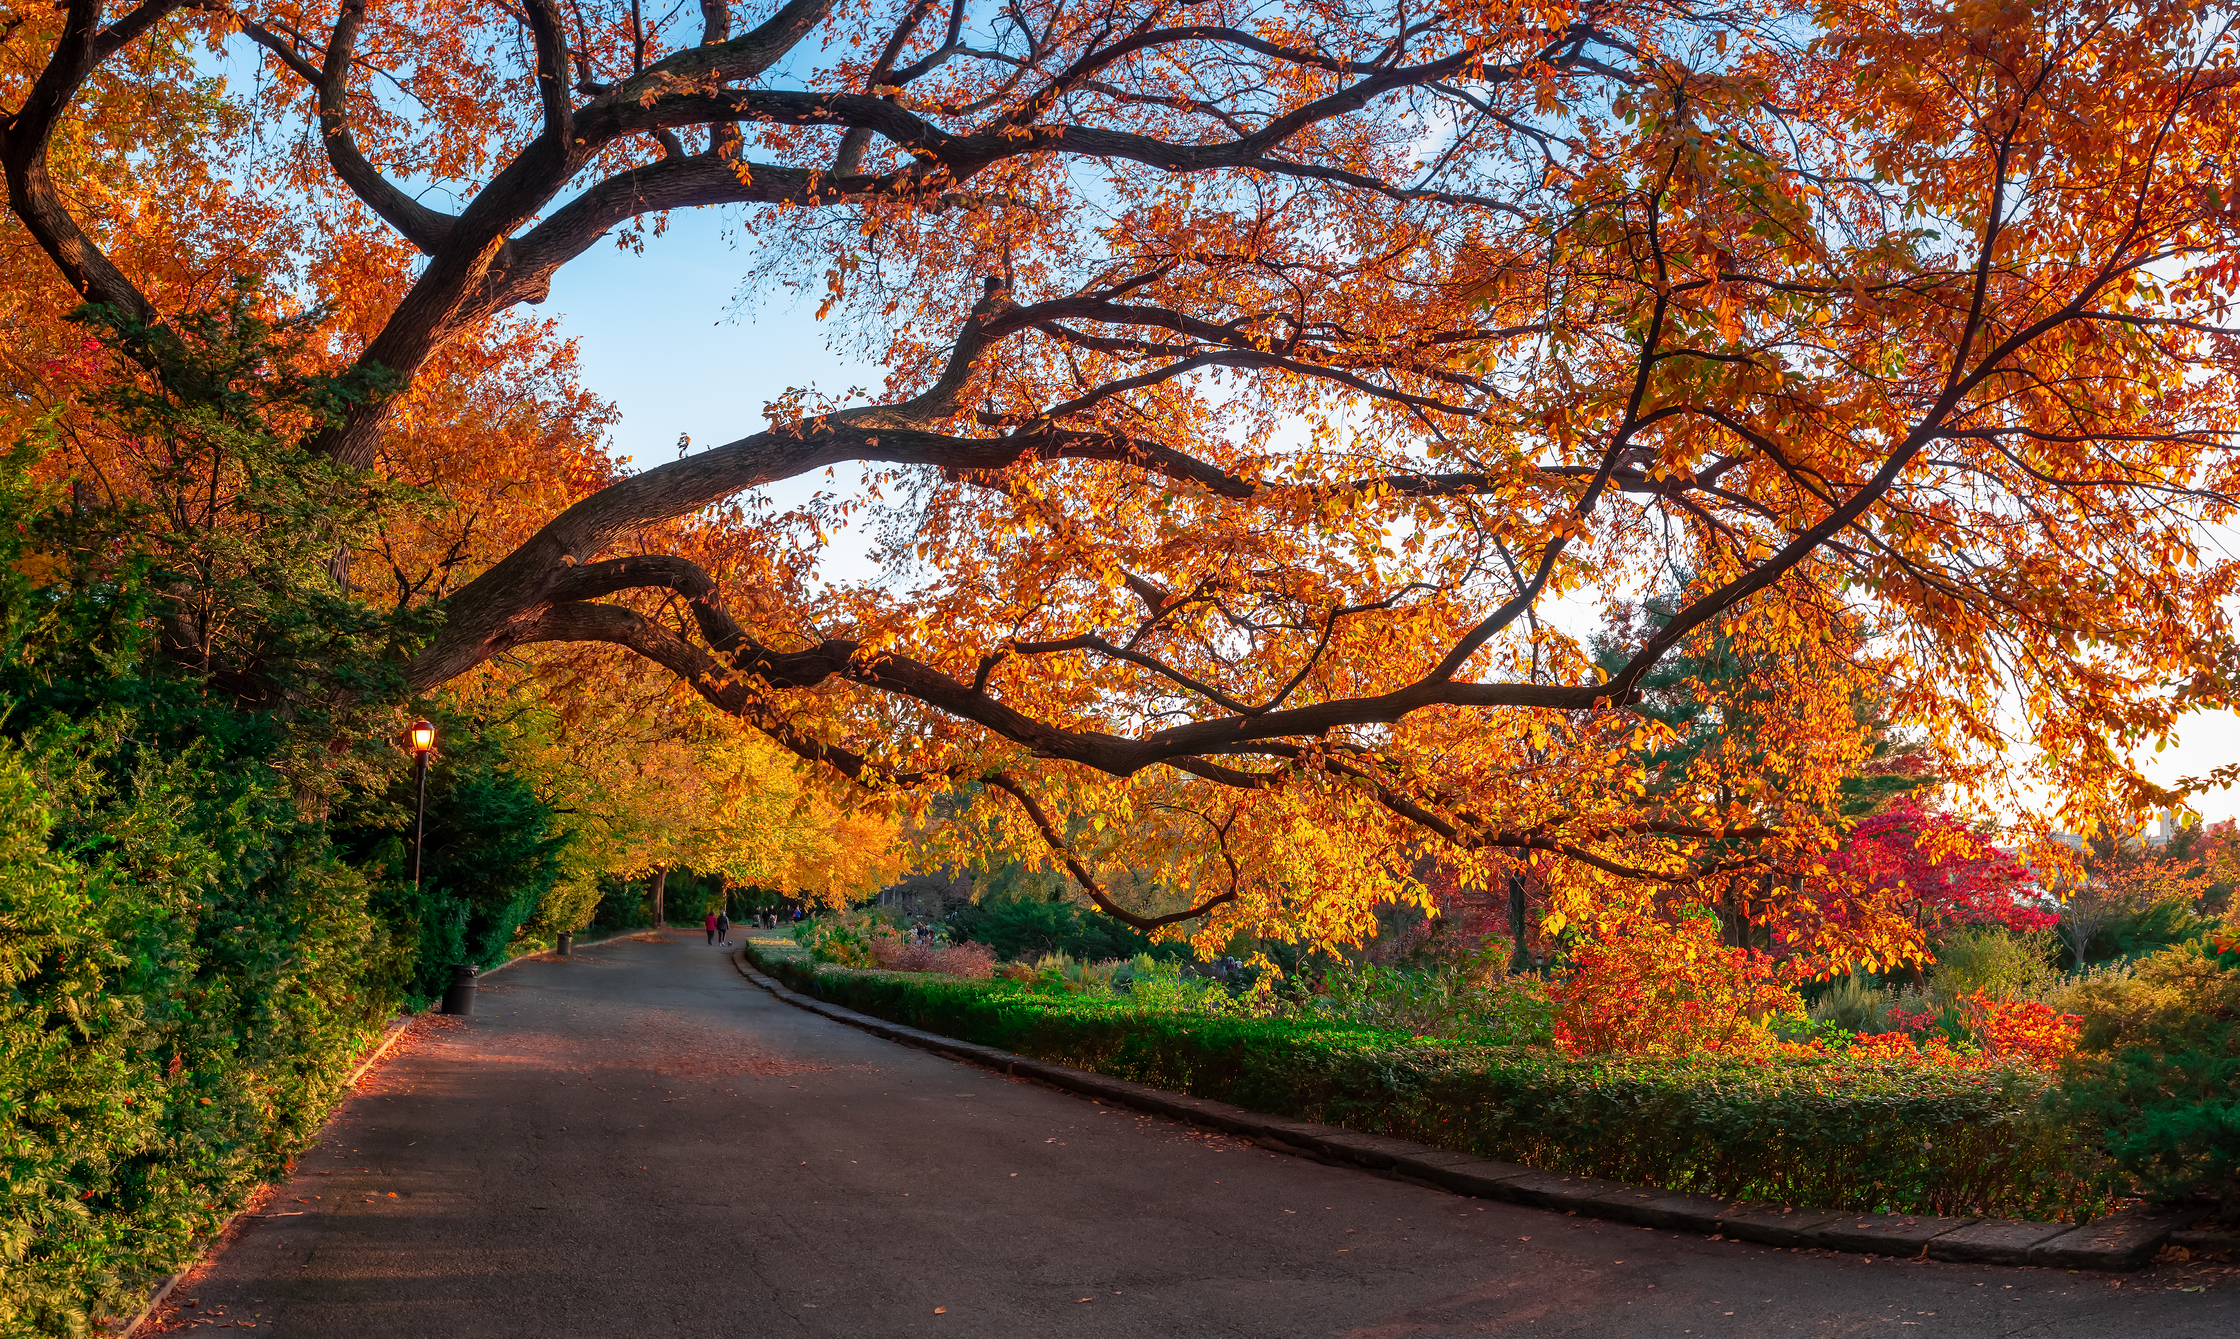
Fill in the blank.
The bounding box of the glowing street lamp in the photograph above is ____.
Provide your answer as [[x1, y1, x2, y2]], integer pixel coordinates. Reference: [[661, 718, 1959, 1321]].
[[407, 720, 436, 887]]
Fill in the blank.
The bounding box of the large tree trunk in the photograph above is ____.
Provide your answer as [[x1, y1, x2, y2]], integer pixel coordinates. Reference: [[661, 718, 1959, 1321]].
[[651, 866, 667, 928], [1721, 887, 1755, 950], [1506, 873, 1529, 974]]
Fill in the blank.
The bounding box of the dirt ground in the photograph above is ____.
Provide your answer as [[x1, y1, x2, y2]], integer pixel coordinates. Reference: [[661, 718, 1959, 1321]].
[[149, 932, 2238, 1337]]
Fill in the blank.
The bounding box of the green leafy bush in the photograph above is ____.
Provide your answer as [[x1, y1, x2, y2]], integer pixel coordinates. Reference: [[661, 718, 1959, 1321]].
[[948, 890, 1180, 962], [1928, 927, 2061, 1003], [2057, 935, 2240, 1214], [1107, 955, 1226, 1010], [1307, 962, 1555, 1046], [0, 644, 392, 1336], [792, 913, 889, 968], [0, 309, 569, 1334], [746, 938, 2102, 1220]]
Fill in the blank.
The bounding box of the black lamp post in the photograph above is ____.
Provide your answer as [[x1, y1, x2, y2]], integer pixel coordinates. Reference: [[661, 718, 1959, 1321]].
[[407, 719, 436, 887]]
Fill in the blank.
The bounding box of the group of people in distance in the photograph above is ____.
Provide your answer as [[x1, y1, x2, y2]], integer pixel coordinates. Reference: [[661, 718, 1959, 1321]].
[[703, 907, 798, 946]]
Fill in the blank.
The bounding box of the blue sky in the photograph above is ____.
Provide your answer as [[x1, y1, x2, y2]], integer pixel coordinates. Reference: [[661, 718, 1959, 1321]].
[[543, 208, 886, 581]]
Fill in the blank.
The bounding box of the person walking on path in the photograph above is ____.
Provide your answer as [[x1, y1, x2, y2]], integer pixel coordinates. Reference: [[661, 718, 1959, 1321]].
[[715, 910, 731, 947], [704, 910, 718, 945]]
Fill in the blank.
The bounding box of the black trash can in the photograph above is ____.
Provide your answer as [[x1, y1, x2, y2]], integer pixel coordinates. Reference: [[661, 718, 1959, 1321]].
[[556, 931, 573, 956], [441, 963, 478, 1016]]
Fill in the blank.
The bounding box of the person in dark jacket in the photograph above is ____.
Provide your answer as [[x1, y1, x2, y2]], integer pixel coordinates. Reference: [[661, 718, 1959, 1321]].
[[715, 910, 731, 947]]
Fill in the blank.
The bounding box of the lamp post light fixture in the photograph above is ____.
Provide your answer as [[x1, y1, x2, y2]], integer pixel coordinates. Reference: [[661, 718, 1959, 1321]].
[[407, 719, 436, 888]]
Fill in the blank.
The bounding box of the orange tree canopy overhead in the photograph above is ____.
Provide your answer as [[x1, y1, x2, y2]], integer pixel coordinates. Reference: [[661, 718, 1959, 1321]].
[[4, 0, 2237, 961]]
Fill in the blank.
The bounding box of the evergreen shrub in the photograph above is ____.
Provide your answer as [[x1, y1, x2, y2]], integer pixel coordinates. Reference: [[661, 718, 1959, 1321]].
[[948, 889, 1183, 963], [0, 512, 395, 1335], [2057, 934, 2240, 1216]]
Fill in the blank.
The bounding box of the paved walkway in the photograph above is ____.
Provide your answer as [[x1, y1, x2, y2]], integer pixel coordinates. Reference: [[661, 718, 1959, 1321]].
[[158, 932, 2234, 1336]]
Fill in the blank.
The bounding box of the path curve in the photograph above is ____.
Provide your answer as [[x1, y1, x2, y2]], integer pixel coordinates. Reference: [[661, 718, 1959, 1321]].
[[153, 932, 2236, 1336]]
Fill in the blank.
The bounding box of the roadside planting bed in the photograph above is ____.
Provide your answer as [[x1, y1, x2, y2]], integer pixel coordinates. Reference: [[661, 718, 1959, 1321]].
[[743, 935, 2104, 1222]]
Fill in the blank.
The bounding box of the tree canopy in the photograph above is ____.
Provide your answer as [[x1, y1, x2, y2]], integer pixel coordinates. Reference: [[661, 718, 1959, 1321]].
[[6, 0, 2238, 967]]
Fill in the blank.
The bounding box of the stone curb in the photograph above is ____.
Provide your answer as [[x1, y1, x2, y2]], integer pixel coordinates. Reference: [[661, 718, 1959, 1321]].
[[343, 1013, 419, 1088], [730, 948, 2206, 1272]]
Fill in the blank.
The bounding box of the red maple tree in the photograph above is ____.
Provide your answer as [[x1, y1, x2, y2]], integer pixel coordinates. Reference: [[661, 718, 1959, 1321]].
[[1806, 802, 2053, 970]]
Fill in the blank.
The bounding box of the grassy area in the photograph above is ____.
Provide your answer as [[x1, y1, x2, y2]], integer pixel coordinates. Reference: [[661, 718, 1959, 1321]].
[[742, 933, 2106, 1221]]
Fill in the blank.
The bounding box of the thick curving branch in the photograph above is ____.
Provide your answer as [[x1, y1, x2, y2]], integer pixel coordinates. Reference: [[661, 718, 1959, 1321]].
[[506, 574, 1761, 922], [0, 0, 182, 322], [445, 531, 1627, 784], [13, 2, 1599, 474], [983, 772, 1240, 930], [235, 5, 459, 253]]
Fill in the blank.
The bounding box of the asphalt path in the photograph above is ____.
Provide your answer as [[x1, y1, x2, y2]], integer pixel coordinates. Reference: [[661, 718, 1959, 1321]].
[[155, 931, 2236, 1337]]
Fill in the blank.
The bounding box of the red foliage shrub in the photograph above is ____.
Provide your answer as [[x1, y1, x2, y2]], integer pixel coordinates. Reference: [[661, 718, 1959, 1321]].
[[1842, 1031, 1977, 1067], [1961, 990, 2081, 1070], [1885, 1004, 1940, 1033], [1550, 916, 1801, 1057], [1816, 801, 2053, 941], [929, 941, 998, 979], [866, 936, 913, 970]]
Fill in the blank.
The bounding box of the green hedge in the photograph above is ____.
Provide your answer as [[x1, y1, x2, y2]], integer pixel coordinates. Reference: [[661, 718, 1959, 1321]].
[[0, 714, 393, 1337], [0, 319, 597, 1336], [747, 936, 2105, 1221]]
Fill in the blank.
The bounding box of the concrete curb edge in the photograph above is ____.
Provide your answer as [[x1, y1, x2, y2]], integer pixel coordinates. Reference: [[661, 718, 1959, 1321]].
[[729, 948, 2205, 1273], [343, 1014, 419, 1089]]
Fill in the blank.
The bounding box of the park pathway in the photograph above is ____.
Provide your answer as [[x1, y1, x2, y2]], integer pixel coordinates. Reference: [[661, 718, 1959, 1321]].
[[157, 932, 2233, 1337]]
